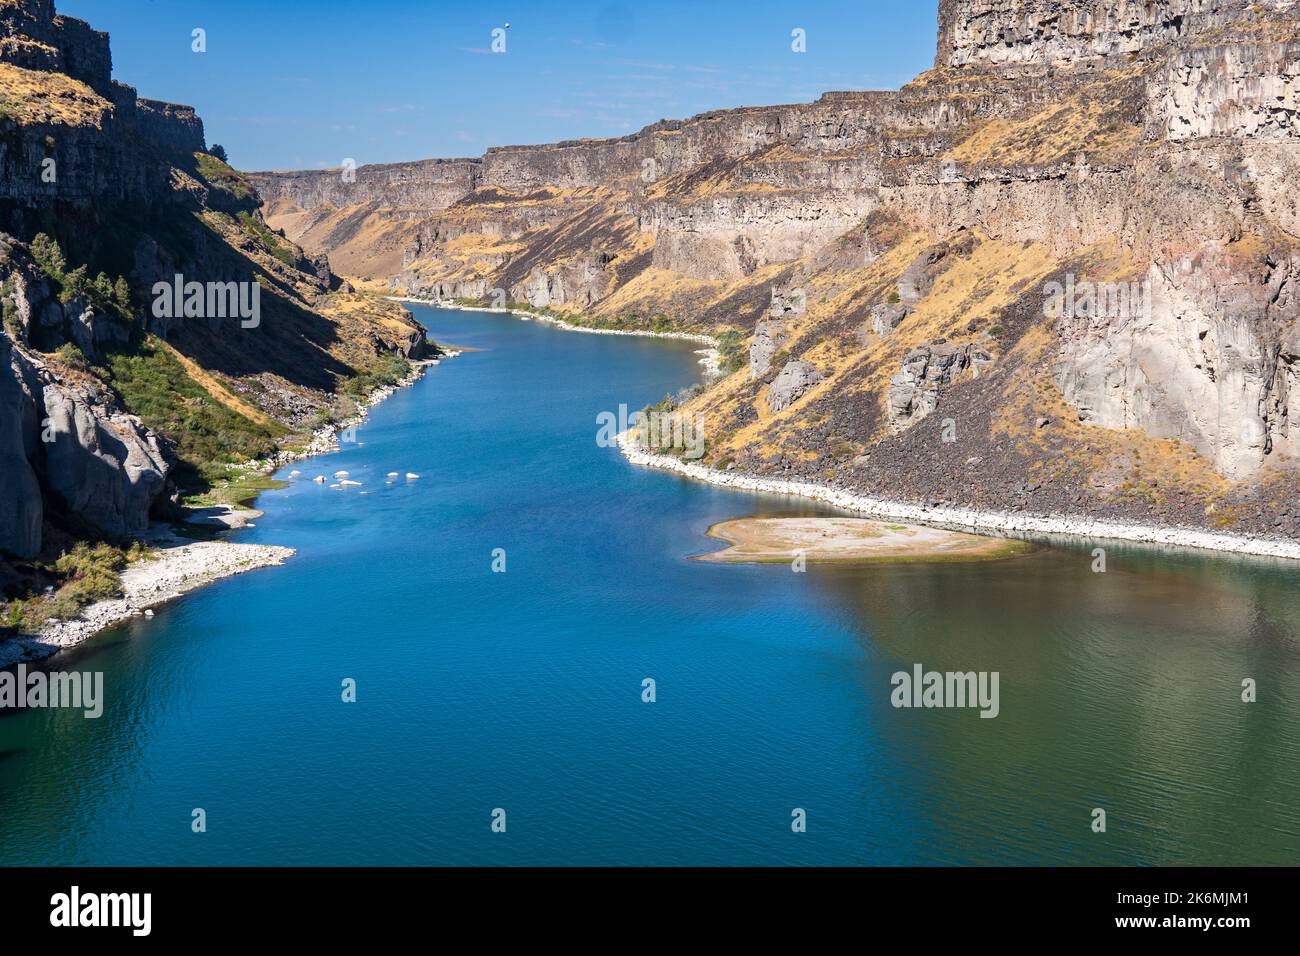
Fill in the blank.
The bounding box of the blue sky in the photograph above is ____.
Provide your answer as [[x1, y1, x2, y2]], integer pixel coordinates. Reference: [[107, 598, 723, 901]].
[[58, 0, 940, 171]]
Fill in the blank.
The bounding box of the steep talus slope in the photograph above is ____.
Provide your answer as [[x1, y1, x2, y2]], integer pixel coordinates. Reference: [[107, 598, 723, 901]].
[[252, 0, 1300, 540], [0, 0, 434, 583]]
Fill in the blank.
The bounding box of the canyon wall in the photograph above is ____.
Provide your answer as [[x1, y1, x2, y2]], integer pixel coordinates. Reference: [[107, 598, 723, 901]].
[[251, 0, 1300, 534], [1, 0, 434, 564], [249, 158, 481, 214], [131, 96, 207, 155], [0, 0, 111, 93], [0, 0, 207, 212], [934, 0, 1296, 68]]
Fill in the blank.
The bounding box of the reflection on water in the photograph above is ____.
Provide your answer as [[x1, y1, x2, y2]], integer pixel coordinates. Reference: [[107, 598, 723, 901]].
[[809, 542, 1300, 864], [1, 306, 1297, 866]]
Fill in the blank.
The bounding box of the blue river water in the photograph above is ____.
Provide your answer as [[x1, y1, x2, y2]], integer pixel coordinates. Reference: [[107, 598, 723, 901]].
[[2, 305, 1298, 865]]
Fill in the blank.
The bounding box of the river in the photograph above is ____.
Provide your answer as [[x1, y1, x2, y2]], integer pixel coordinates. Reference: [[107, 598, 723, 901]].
[[1, 304, 1297, 865]]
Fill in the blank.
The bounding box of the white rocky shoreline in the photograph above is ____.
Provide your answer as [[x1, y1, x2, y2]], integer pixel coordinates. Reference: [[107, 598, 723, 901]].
[[1, 354, 452, 667], [400, 301, 1300, 561], [617, 439, 1300, 562], [391, 297, 722, 376]]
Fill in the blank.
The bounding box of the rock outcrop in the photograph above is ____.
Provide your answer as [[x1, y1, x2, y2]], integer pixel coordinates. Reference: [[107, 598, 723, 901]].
[[130, 96, 207, 155], [1, 236, 172, 557], [0, 0, 111, 93], [889, 342, 994, 429], [248, 159, 480, 214], [1055, 253, 1300, 479], [749, 317, 790, 379], [767, 360, 825, 413], [40, 373, 170, 537], [870, 303, 910, 337], [0, 334, 170, 558]]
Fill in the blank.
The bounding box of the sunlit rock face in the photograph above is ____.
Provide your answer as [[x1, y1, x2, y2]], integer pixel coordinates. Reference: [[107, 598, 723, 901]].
[[935, 0, 1297, 69]]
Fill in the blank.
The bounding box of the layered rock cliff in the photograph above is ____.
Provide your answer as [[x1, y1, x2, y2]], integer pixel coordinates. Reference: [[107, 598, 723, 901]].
[[254, 0, 1300, 540], [935, 0, 1298, 67], [0, 0, 435, 567]]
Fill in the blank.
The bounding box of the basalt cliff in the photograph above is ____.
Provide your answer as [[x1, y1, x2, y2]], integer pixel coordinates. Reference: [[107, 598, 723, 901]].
[[251, 0, 1300, 542], [0, 0, 433, 583]]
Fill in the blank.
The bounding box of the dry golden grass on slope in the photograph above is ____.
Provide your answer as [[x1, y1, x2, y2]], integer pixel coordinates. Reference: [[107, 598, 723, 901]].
[[453, 185, 602, 212], [977, 239, 1231, 505], [264, 203, 417, 282], [644, 147, 818, 203], [757, 144, 826, 163], [946, 74, 1144, 167], [680, 234, 1067, 464], [268, 191, 570, 285], [261, 199, 319, 243], [676, 292, 875, 460], [345, 277, 398, 296], [442, 233, 529, 257], [395, 188, 642, 292], [1189, 15, 1300, 45], [616, 224, 1239, 506], [315, 290, 432, 366], [0, 36, 56, 60], [663, 239, 920, 456], [686, 366, 767, 452], [732, 234, 1056, 424], [319, 289, 427, 341], [586, 254, 804, 325], [199, 209, 427, 361], [281, 184, 643, 304], [197, 209, 323, 303], [408, 176, 1243, 503], [860, 237, 1057, 397], [508, 200, 638, 271], [587, 264, 716, 317], [0, 60, 108, 126]]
